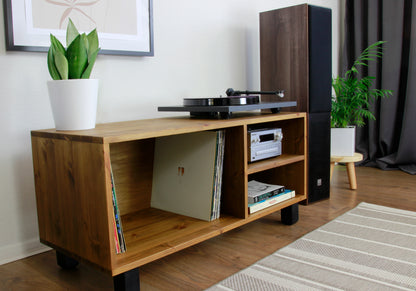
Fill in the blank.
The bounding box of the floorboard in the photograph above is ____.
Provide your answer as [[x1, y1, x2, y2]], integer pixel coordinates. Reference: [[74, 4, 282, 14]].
[[0, 165, 415, 290]]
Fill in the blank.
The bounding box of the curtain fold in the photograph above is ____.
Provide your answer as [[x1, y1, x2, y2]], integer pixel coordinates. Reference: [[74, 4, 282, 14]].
[[344, 0, 416, 174]]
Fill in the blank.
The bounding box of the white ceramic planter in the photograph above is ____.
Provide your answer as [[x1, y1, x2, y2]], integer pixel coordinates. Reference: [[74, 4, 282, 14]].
[[48, 79, 99, 130], [331, 127, 355, 156]]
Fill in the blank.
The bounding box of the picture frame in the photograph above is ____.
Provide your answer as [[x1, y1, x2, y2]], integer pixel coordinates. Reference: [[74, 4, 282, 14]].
[[3, 0, 154, 56]]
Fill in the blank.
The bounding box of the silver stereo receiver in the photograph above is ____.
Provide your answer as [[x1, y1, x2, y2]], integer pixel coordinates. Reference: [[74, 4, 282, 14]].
[[248, 128, 283, 162]]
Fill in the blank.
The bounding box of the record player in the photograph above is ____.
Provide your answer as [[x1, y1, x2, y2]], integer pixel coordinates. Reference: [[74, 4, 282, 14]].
[[158, 88, 296, 119]]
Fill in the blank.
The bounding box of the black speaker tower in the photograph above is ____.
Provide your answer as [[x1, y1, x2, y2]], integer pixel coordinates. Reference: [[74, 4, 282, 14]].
[[260, 4, 331, 203]]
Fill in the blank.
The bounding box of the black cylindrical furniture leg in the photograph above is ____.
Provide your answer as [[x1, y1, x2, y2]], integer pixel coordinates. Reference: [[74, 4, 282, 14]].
[[281, 203, 299, 225]]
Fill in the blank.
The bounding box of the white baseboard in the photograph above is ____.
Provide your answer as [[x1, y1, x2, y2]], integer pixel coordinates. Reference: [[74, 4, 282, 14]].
[[0, 238, 51, 266]]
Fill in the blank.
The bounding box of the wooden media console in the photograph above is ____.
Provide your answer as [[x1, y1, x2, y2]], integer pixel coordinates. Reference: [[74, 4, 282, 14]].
[[31, 112, 307, 290]]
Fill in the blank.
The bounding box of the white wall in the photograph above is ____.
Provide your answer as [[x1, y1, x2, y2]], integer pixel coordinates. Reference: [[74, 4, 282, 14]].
[[0, 0, 341, 265]]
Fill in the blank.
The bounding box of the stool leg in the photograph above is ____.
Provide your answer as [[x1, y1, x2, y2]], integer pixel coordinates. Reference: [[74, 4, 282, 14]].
[[330, 162, 335, 181], [346, 162, 357, 190]]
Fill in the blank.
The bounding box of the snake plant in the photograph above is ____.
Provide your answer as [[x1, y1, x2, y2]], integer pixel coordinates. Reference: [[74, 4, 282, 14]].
[[47, 19, 100, 80]]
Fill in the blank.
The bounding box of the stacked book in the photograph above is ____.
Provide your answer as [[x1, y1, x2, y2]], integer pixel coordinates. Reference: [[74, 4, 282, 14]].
[[151, 130, 225, 221], [247, 180, 295, 214]]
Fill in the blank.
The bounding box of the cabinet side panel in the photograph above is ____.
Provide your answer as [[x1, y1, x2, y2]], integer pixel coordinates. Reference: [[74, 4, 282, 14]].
[[222, 126, 247, 219], [31, 136, 56, 241], [110, 139, 155, 216], [72, 141, 112, 268], [31, 136, 112, 270]]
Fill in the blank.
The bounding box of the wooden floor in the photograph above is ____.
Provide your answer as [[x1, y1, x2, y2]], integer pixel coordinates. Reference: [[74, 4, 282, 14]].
[[1, 165, 415, 291]]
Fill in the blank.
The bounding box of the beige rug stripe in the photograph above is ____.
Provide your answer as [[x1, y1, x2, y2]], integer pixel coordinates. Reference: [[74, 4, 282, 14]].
[[279, 245, 416, 285], [206, 202, 416, 291]]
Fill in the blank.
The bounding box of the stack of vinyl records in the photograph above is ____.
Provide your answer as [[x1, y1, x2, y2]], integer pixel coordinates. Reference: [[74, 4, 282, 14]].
[[110, 168, 126, 254], [210, 130, 225, 220], [151, 130, 225, 221]]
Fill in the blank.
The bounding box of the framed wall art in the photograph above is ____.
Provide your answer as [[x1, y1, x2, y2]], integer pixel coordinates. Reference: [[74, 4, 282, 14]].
[[3, 0, 154, 56]]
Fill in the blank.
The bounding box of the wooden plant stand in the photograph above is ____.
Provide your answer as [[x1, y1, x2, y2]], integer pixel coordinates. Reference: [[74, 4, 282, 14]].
[[330, 153, 363, 190]]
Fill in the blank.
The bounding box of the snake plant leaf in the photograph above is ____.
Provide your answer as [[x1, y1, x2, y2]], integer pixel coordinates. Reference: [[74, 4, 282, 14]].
[[50, 34, 65, 55], [81, 48, 99, 79], [66, 35, 88, 79], [49, 34, 68, 79], [66, 18, 80, 47], [47, 47, 61, 80], [53, 46, 69, 79], [81, 33, 90, 59], [86, 29, 99, 59]]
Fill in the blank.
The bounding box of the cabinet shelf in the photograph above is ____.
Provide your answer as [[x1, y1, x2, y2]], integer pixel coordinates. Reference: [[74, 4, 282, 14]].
[[247, 194, 306, 219], [247, 154, 305, 174], [113, 191, 305, 275], [113, 208, 242, 275], [31, 112, 307, 281]]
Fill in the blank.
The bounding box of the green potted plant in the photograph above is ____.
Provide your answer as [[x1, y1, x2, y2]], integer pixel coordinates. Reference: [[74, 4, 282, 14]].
[[331, 41, 392, 156], [47, 19, 100, 130]]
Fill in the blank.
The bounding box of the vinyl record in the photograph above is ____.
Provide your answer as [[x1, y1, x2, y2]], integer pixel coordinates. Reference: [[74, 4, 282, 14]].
[[183, 96, 260, 106], [183, 98, 222, 106]]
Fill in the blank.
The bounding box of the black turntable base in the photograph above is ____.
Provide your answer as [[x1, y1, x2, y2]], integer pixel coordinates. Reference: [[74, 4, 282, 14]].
[[158, 88, 295, 119], [158, 98, 297, 119]]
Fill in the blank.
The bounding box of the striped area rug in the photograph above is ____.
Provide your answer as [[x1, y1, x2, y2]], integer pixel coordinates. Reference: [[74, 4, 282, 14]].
[[207, 202, 416, 290]]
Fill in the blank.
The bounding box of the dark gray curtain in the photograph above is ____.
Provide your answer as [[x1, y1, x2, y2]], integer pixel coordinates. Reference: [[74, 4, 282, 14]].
[[344, 0, 416, 174]]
